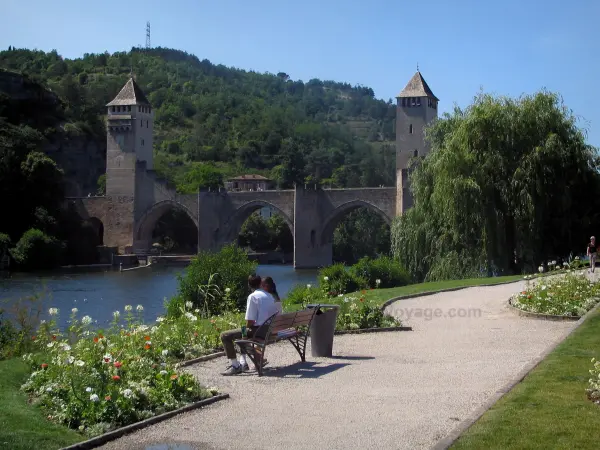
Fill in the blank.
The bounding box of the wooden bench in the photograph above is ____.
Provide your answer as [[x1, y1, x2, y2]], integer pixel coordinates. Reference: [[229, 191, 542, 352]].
[[234, 308, 319, 376]]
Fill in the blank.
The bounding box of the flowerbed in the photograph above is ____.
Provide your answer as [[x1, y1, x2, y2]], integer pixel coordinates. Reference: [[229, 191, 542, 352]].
[[20, 303, 237, 437], [587, 357, 600, 405], [511, 272, 600, 316], [284, 284, 401, 330]]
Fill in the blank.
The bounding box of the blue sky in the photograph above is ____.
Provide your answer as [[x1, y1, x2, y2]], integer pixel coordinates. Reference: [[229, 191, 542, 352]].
[[2, 0, 599, 146]]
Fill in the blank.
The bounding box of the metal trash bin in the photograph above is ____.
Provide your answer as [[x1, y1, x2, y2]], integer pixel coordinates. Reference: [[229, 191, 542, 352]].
[[306, 304, 340, 357]]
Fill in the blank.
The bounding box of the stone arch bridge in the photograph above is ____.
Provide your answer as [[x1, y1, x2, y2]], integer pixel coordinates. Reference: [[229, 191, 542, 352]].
[[68, 172, 396, 269]]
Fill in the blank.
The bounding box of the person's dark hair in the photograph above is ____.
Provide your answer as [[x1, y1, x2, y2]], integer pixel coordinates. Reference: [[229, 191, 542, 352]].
[[248, 274, 262, 290], [262, 276, 280, 301]]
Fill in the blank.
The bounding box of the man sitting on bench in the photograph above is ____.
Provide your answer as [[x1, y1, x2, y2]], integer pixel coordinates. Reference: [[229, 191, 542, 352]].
[[220, 274, 280, 376]]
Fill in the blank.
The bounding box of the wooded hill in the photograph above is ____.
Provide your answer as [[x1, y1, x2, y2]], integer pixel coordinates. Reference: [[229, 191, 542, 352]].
[[0, 46, 398, 193]]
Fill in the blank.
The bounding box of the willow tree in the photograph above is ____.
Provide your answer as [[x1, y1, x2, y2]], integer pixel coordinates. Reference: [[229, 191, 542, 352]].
[[391, 90, 600, 281]]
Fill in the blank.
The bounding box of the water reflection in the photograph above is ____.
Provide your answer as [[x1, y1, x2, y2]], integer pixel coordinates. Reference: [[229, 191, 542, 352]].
[[0, 265, 317, 328]]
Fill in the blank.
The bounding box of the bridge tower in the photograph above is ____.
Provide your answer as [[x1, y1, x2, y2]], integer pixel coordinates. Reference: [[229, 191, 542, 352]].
[[395, 70, 438, 214], [104, 78, 154, 252]]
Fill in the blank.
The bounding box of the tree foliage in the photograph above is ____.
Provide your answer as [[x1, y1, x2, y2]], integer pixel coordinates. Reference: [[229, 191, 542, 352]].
[[392, 90, 600, 281]]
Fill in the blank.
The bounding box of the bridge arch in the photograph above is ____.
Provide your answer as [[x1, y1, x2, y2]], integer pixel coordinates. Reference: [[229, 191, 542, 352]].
[[221, 200, 294, 244], [320, 200, 392, 245], [135, 200, 199, 244]]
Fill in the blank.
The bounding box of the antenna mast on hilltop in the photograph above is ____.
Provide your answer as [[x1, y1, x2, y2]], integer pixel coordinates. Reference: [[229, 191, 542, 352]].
[[146, 22, 151, 49]]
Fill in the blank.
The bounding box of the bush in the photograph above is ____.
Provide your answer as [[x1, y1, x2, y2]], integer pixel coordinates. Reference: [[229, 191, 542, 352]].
[[174, 244, 257, 316], [10, 228, 64, 270], [350, 256, 411, 289], [319, 263, 366, 296], [587, 357, 600, 405], [511, 272, 600, 316], [283, 284, 329, 308], [0, 291, 46, 359], [333, 294, 401, 330]]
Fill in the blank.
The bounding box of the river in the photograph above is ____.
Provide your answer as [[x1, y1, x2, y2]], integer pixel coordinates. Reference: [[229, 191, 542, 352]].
[[0, 265, 317, 328]]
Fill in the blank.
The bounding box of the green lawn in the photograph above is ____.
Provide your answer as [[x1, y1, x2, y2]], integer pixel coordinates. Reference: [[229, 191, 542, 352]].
[[451, 308, 600, 449], [0, 359, 82, 450], [361, 274, 524, 305]]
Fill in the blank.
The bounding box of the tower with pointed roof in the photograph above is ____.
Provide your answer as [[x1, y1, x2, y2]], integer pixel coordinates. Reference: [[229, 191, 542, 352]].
[[103, 78, 154, 250], [395, 70, 438, 213]]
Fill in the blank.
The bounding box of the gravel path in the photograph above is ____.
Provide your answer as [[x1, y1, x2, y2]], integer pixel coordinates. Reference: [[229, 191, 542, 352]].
[[98, 280, 578, 450]]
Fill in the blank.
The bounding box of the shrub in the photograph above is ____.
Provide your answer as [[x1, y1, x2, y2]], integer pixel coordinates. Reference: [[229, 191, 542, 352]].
[[319, 263, 366, 296], [333, 294, 401, 330], [10, 228, 64, 270], [587, 357, 600, 405], [174, 244, 257, 316], [511, 272, 600, 316], [283, 284, 329, 308], [350, 256, 411, 289], [0, 290, 46, 359]]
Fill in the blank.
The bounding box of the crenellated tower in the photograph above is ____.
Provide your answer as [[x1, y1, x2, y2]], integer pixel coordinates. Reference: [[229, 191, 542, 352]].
[[395, 70, 438, 214]]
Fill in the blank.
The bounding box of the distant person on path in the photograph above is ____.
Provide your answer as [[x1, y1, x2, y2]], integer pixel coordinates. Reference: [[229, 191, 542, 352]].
[[262, 276, 283, 315], [587, 236, 597, 273], [220, 274, 279, 376]]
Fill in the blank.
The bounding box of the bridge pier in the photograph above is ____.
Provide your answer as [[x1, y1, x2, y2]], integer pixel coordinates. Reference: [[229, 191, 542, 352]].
[[293, 187, 333, 269]]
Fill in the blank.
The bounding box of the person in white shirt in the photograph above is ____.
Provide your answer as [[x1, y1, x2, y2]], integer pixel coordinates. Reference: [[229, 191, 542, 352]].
[[221, 274, 279, 376]]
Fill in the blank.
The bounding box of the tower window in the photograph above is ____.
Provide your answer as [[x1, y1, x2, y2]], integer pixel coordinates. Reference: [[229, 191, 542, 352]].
[[127, 105, 131, 112], [111, 106, 115, 112], [413, 150, 419, 157], [416, 98, 421, 106], [147, 120, 149, 128], [411, 98, 416, 106], [141, 139, 145, 146], [409, 124, 413, 134]]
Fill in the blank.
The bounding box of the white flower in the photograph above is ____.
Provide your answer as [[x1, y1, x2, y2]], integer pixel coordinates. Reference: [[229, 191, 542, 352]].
[[122, 389, 133, 398], [194, 309, 200, 313], [160, 370, 168, 375], [124, 305, 133, 312], [338, 294, 343, 297], [375, 279, 382, 285], [184, 312, 197, 321], [46, 387, 52, 392], [225, 288, 231, 293], [48, 308, 58, 316], [323, 276, 329, 281], [66, 356, 75, 364], [60, 344, 71, 351], [538, 266, 544, 273], [113, 310, 120, 319], [156, 316, 165, 323], [185, 301, 193, 309], [161, 349, 168, 356], [71, 308, 78, 314], [307, 284, 312, 288], [47, 342, 55, 348], [145, 341, 152, 346], [81, 315, 92, 325], [40, 320, 46, 324], [75, 360, 85, 367], [102, 354, 112, 363], [90, 394, 99, 402], [136, 304, 144, 312]]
